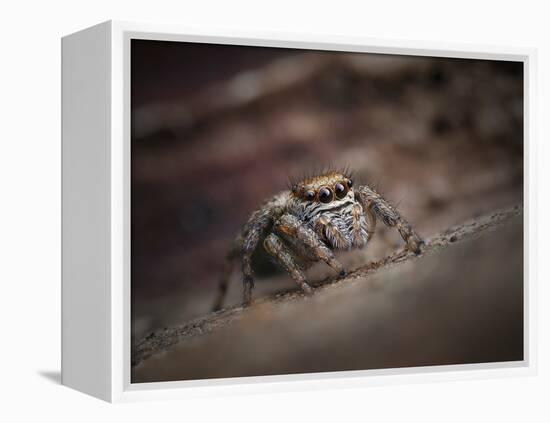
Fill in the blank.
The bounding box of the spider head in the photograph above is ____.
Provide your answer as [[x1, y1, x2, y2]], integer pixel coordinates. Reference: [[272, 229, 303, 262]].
[[291, 171, 355, 208]]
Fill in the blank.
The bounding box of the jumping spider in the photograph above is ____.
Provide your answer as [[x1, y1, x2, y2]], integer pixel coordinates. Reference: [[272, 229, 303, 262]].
[[212, 169, 423, 311]]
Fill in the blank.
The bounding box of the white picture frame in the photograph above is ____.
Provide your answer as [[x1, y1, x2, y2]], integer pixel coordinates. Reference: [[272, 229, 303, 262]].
[[61, 20, 537, 403]]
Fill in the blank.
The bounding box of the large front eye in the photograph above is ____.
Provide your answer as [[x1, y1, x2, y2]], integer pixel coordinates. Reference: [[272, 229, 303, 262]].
[[334, 182, 347, 199], [305, 190, 315, 202], [346, 178, 353, 189], [319, 187, 333, 203]]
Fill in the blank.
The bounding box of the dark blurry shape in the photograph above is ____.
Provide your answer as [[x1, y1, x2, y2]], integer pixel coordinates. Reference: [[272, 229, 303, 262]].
[[429, 64, 447, 85], [432, 115, 452, 135], [316, 64, 362, 109]]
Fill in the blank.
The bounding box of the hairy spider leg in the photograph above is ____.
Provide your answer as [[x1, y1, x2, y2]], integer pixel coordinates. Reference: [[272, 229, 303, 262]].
[[274, 214, 345, 277], [263, 233, 313, 295], [240, 200, 285, 306], [356, 185, 423, 254]]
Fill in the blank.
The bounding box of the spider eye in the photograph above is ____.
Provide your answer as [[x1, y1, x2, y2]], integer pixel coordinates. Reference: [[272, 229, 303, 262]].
[[305, 190, 315, 201], [347, 178, 353, 188], [335, 183, 347, 199], [319, 187, 333, 203]]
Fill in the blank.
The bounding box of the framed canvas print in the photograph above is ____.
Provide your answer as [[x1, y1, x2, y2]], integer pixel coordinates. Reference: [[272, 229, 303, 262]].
[[61, 20, 536, 402]]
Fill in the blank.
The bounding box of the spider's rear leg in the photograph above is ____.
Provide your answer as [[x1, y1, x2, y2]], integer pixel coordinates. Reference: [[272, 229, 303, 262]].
[[212, 254, 236, 312], [275, 214, 345, 277], [239, 199, 285, 307], [263, 233, 313, 296]]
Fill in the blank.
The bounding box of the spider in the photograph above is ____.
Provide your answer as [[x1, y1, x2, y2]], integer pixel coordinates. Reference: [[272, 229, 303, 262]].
[[212, 169, 424, 311]]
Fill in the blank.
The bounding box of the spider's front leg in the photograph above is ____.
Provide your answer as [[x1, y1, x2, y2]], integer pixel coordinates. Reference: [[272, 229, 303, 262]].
[[272, 214, 346, 281], [263, 233, 313, 296], [356, 185, 424, 254]]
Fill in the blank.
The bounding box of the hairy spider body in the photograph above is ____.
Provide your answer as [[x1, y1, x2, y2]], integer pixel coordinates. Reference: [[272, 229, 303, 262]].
[[212, 170, 423, 311]]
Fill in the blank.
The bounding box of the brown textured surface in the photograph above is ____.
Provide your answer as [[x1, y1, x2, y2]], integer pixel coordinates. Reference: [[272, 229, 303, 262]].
[[132, 205, 523, 381]]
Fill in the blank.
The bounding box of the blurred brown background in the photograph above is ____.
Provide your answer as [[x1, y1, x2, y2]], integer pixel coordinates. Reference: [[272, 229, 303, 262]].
[[131, 40, 523, 381]]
